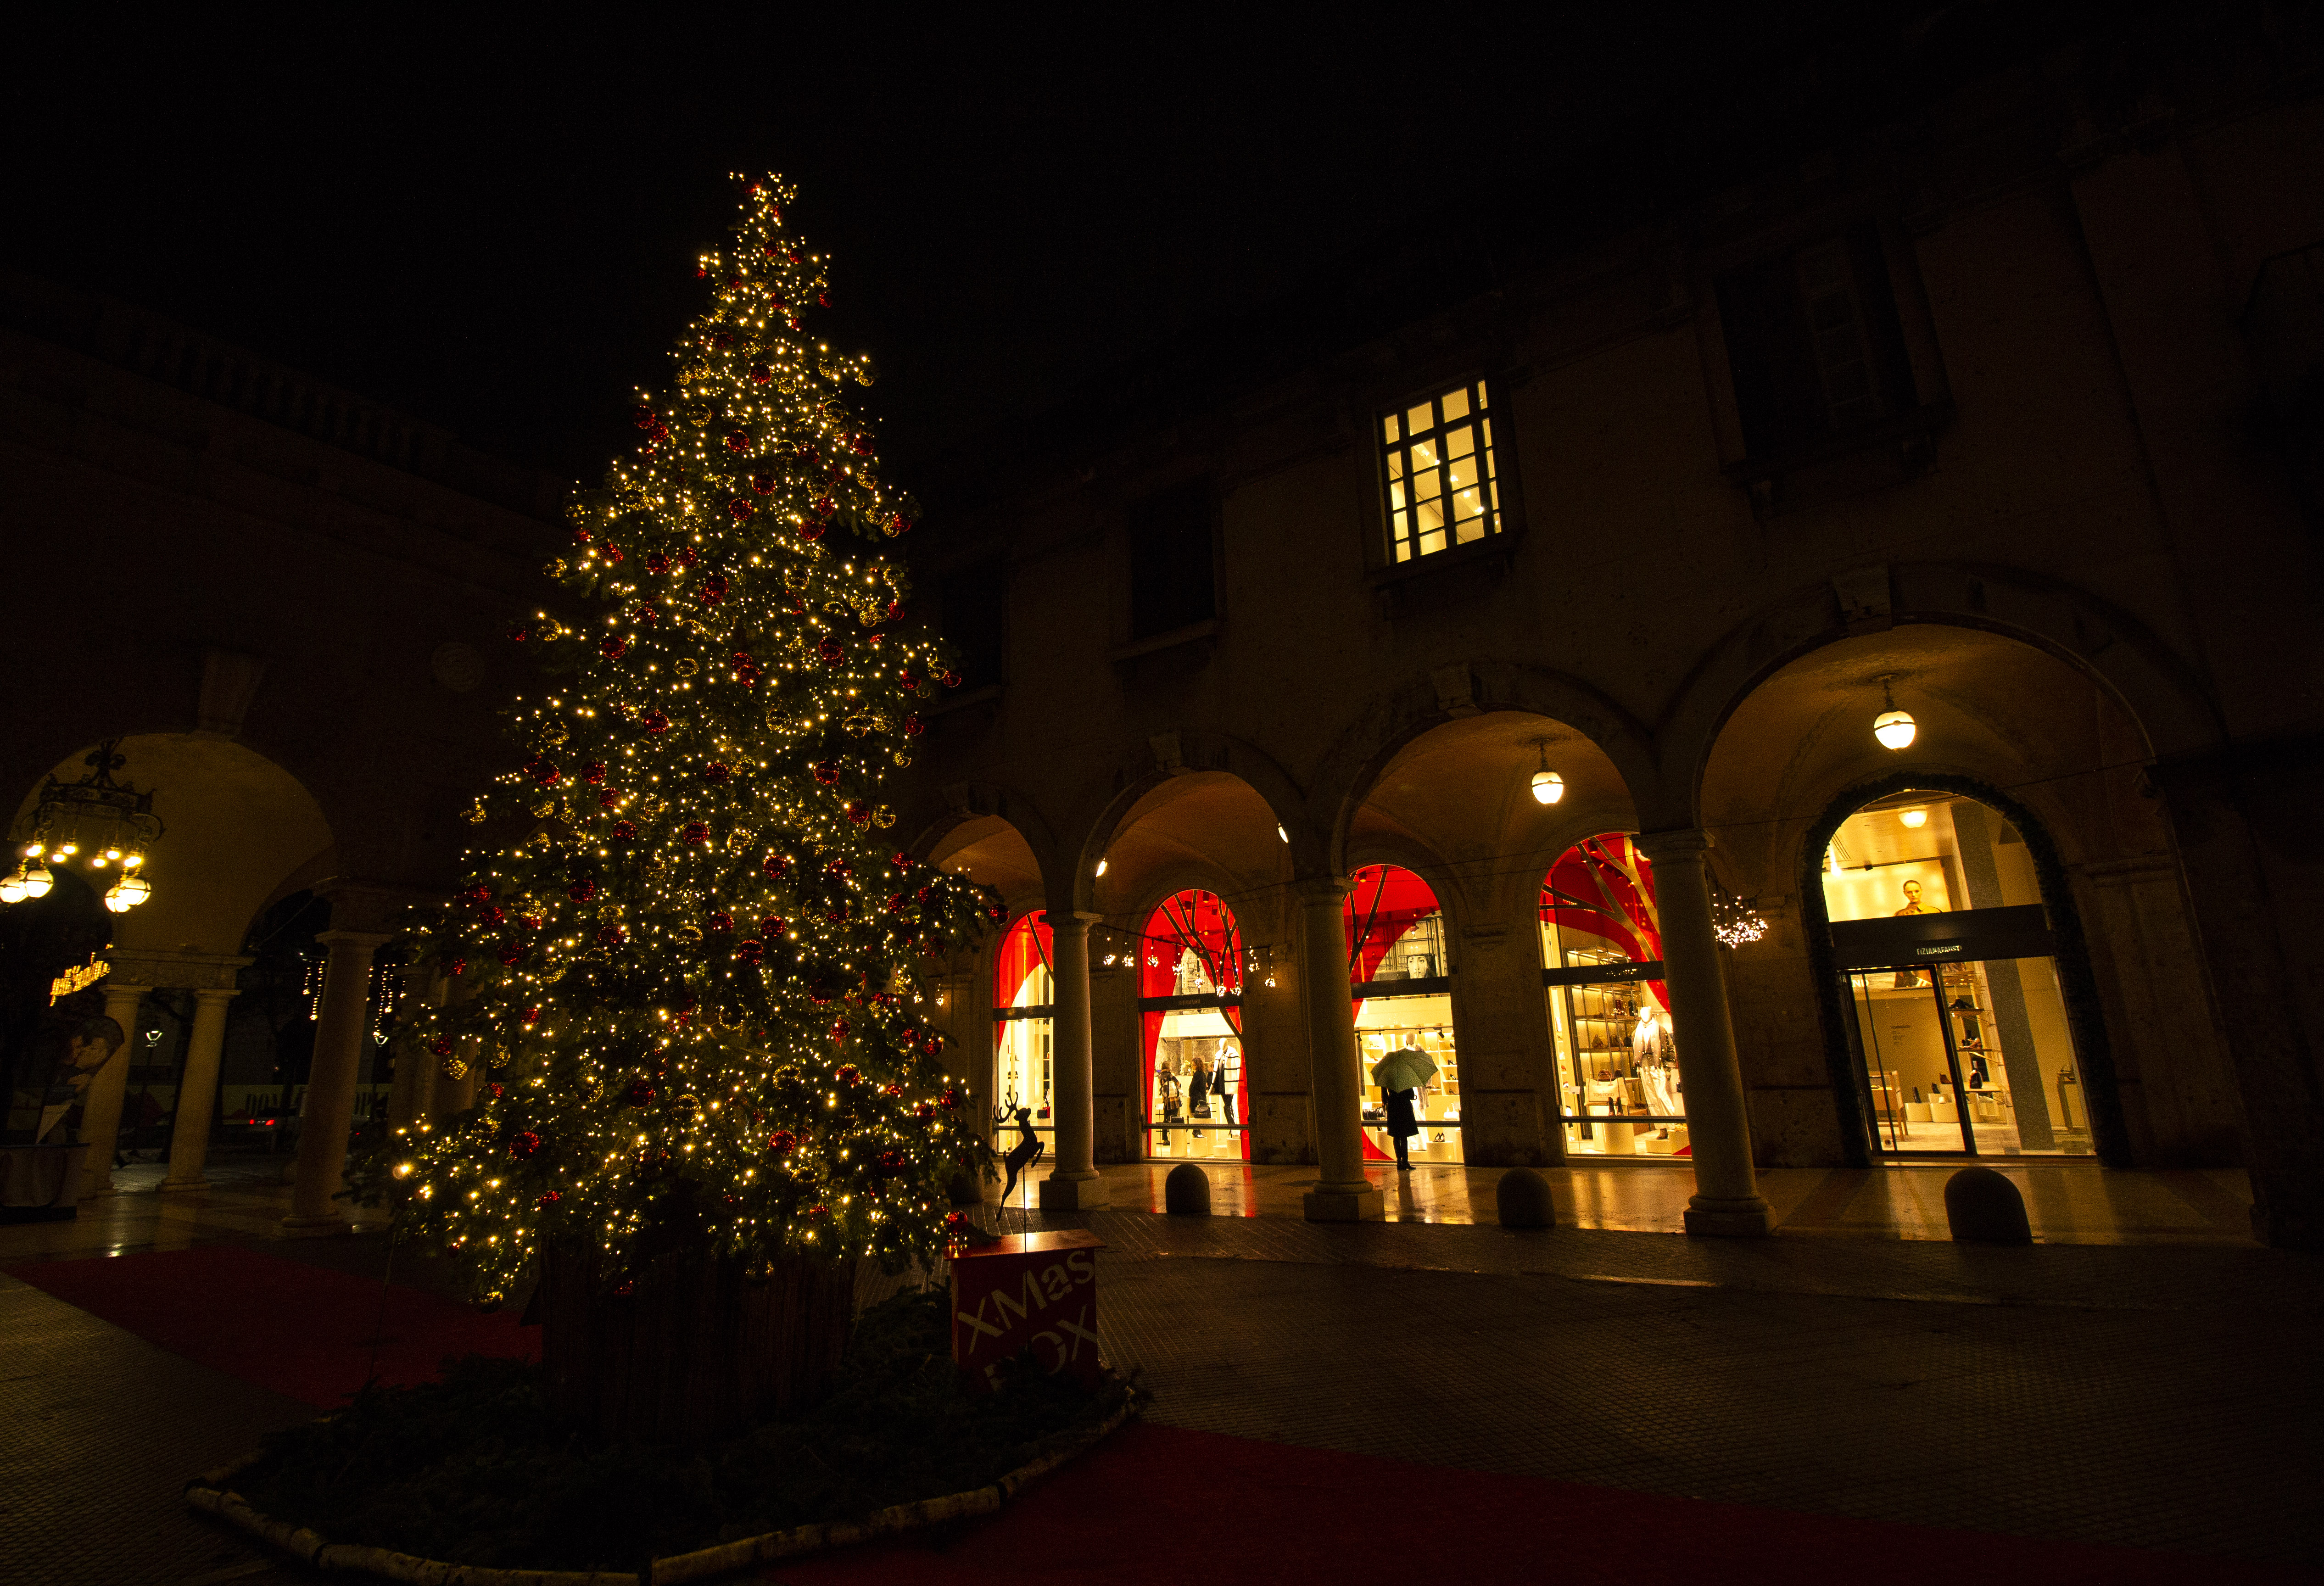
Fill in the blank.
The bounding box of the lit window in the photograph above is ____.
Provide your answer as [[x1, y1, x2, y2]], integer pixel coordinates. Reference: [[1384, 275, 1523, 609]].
[[1380, 379, 1500, 564]]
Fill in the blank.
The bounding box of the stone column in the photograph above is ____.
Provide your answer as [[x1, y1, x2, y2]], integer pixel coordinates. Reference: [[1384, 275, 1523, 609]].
[[78, 981, 151, 1197], [1039, 910, 1110, 1210], [284, 930, 393, 1230], [160, 988, 240, 1191], [1296, 877, 1384, 1221], [1633, 830, 1771, 1236]]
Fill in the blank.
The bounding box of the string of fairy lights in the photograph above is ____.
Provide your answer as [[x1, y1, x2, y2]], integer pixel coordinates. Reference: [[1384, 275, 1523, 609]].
[[378, 175, 998, 1302]]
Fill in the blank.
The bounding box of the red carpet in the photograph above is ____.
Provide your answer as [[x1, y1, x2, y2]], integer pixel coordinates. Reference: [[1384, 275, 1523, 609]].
[[770, 1423, 2317, 1586], [7, 1245, 533, 1407]]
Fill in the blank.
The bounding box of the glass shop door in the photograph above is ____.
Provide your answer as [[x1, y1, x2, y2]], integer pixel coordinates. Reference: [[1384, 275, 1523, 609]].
[[1844, 953, 2093, 1158]]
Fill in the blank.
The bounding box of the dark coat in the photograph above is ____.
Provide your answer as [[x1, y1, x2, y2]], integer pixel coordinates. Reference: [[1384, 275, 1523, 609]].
[[1386, 1087, 1419, 1137]]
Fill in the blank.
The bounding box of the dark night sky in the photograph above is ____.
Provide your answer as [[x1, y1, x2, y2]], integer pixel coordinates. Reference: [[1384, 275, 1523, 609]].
[[5, 6, 2113, 495]]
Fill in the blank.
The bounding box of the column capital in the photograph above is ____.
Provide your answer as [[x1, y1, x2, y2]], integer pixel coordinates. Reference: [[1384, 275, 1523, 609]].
[[1631, 827, 1714, 865], [100, 981, 154, 999], [316, 929, 397, 952], [1039, 909, 1103, 933], [190, 985, 243, 1007], [1292, 874, 1356, 905]]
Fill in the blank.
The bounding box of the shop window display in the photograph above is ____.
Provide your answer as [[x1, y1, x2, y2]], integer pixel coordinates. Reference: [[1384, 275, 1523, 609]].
[[1345, 866, 1463, 1164], [1539, 835, 1689, 1157], [992, 913, 1055, 1160], [1826, 792, 2091, 1157], [1380, 379, 1501, 564], [1138, 890, 1248, 1161]]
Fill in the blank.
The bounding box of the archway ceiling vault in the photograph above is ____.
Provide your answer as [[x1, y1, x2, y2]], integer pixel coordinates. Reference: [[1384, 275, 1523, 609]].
[[1094, 773, 1286, 913], [1352, 713, 1637, 908], [12, 734, 334, 959], [1699, 626, 2158, 893], [929, 816, 1043, 910]]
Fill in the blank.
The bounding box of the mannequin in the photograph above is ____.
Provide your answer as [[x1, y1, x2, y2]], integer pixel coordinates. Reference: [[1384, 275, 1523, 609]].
[[1632, 1005, 1682, 1117]]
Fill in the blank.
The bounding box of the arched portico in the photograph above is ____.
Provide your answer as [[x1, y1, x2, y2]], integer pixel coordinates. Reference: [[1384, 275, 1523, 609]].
[[1694, 619, 2240, 1182]]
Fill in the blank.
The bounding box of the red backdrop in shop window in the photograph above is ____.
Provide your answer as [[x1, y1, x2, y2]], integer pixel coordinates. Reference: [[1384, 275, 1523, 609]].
[[1139, 890, 1250, 1161], [1538, 834, 1668, 1011], [1344, 865, 1442, 1162], [994, 912, 1055, 1009]]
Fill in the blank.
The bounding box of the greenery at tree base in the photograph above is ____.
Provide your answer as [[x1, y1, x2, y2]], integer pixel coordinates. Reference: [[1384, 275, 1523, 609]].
[[355, 174, 999, 1297], [234, 1290, 1133, 1572]]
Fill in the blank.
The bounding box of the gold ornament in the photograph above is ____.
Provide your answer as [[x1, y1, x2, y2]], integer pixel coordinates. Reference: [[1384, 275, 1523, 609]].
[[842, 714, 874, 737], [676, 923, 704, 945], [490, 1044, 514, 1070], [531, 799, 558, 818], [540, 721, 570, 746], [545, 558, 569, 578], [675, 657, 700, 677], [893, 752, 912, 768], [872, 806, 897, 830], [443, 1057, 470, 1080], [465, 800, 490, 825]]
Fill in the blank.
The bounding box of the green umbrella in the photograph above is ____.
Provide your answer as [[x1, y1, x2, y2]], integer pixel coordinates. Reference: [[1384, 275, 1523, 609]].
[[1370, 1048, 1438, 1093]]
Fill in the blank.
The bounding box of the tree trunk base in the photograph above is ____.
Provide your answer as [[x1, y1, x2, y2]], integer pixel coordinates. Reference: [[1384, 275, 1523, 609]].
[[540, 1245, 854, 1443]]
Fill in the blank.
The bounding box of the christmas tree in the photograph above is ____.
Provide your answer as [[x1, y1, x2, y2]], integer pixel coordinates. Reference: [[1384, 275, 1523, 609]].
[[378, 175, 996, 1440]]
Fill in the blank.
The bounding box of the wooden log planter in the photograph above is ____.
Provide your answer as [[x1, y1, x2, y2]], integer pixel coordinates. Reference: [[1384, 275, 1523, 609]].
[[186, 1394, 1136, 1585]]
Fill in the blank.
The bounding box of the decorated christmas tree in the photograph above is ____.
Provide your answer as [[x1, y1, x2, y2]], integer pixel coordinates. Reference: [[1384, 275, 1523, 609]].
[[377, 175, 995, 1441]]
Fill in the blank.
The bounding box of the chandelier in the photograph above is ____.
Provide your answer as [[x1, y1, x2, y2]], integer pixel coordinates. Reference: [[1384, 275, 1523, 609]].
[[3, 741, 163, 912], [1710, 878, 1767, 948]]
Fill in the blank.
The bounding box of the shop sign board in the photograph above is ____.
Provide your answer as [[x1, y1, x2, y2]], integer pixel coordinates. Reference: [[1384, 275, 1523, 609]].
[[1827, 904, 2052, 971], [948, 1228, 1105, 1393]]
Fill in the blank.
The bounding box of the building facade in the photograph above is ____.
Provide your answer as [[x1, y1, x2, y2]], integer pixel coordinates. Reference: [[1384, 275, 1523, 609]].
[[902, 22, 2324, 1246], [0, 273, 559, 1217]]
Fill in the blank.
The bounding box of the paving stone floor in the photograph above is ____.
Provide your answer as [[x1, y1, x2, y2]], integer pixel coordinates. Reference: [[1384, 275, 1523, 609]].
[[4, 1161, 2317, 1581]]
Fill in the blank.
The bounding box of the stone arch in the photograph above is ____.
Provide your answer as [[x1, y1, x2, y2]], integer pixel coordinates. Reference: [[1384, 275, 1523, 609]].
[[11, 733, 336, 961], [1065, 730, 1311, 908], [1311, 661, 1664, 873], [910, 780, 1059, 918], [1657, 562, 2223, 827]]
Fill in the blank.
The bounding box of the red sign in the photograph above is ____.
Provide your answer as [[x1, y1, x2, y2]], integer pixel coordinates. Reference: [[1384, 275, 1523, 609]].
[[949, 1229, 1105, 1392]]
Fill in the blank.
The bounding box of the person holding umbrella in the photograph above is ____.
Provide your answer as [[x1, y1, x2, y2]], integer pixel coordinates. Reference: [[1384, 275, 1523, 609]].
[[1371, 1044, 1437, 1171]]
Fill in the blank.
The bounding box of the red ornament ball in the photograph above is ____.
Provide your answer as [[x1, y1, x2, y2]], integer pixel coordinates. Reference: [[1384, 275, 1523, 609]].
[[699, 574, 729, 605], [817, 636, 844, 665], [682, 821, 711, 845], [609, 821, 637, 842], [735, 938, 765, 965], [758, 913, 785, 936], [430, 1036, 454, 1057], [624, 1080, 656, 1108], [750, 362, 772, 385], [600, 637, 627, 660], [701, 761, 733, 785], [799, 522, 827, 544], [811, 760, 840, 786], [765, 1128, 797, 1154], [761, 854, 790, 878], [707, 910, 734, 933], [836, 1062, 860, 1083], [568, 879, 598, 902], [498, 941, 524, 967], [508, 1131, 541, 1159], [728, 498, 755, 522], [597, 922, 628, 947], [724, 430, 750, 453], [645, 551, 670, 574], [903, 714, 924, 737], [641, 711, 670, 735]]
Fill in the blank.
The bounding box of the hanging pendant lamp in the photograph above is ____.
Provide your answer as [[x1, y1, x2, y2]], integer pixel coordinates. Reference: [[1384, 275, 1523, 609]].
[[1873, 676, 1916, 751]]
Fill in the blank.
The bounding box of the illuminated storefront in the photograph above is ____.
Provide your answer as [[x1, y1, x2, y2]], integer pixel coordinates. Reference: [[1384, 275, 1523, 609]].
[[1139, 889, 1248, 1160], [1539, 835, 1689, 1157], [1346, 866, 1462, 1163], [1826, 792, 2092, 1158], [992, 913, 1055, 1159]]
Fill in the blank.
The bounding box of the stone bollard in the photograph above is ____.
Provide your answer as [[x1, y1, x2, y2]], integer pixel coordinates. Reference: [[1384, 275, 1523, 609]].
[[1496, 1167, 1556, 1229], [1944, 1166, 2032, 1245], [1164, 1163, 1212, 1215]]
